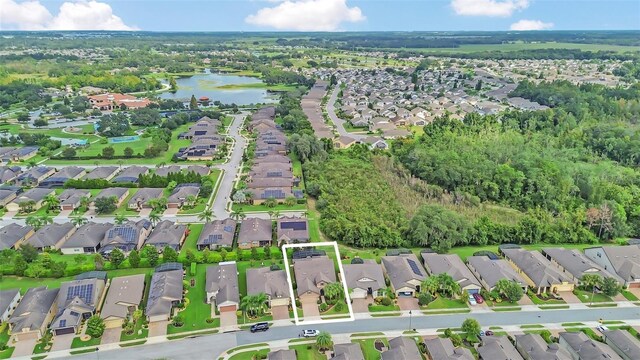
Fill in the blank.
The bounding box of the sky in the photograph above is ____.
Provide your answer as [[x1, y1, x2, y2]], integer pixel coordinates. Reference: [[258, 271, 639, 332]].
[[0, 0, 639, 32]]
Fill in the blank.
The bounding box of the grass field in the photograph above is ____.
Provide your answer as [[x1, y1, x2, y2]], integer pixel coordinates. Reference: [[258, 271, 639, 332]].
[[404, 42, 640, 54]]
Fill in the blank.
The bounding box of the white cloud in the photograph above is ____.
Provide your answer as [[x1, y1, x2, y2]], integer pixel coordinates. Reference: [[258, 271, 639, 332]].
[[245, 0, 365, 31], [451, 0, 529, 17], [0, 0, 137, 30], [510, 19, 553, 30]]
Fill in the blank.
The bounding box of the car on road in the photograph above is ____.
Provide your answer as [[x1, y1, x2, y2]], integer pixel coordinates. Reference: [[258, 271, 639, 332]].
[[301, 330, 320, 337], [250, 322, 269, 333], [468, 295, 477, 306], [596, 325, 609, 333], [473, 293, 484, 304], [485, 330, 494, 336], [479, 330, 486, 336]]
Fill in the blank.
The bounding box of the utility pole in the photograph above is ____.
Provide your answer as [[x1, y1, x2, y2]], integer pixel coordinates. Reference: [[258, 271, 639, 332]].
[[409, 310, 412, 330]]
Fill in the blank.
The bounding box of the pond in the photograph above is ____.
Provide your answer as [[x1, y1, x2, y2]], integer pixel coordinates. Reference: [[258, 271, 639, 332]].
[[159, 69, 278, 105]]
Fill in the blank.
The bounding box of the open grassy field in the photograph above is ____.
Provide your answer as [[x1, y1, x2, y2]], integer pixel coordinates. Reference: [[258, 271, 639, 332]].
[[404, 42, 640, 54]]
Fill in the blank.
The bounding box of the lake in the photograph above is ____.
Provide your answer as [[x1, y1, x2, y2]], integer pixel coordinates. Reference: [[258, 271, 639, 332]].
[[159, 69, 278, 105]]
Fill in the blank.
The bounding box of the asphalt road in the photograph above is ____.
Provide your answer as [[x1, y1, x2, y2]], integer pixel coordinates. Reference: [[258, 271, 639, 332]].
[[60, 306, 640, 360], [325, 84, 366, 141]]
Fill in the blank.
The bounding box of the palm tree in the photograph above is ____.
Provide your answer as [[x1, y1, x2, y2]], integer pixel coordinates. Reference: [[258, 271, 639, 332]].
[[27, 160, 37, 169], [19, 200, 36, 214], [79, 196, 91, 211], [114, 214, 128, 225], [38, 215, 53, 227], [421, 276, 440, 296], [149, 212, 161, 226], [185, 194, 197, 207], [25, 215, 41, 230], [322, 282, 344, 301], [71, 216, 88, 227], [117, 160, 124, 169], [315, 331, 333, 352], [42, 194, 60, 212], [230, 209, 246, 221], [198, 209, 214, 223]]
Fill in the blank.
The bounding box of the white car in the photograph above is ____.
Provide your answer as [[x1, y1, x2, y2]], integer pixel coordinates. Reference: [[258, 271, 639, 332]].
[[596, 325, 609, 333], [301, 329, 320, 337], [468, 295, 477, 306]]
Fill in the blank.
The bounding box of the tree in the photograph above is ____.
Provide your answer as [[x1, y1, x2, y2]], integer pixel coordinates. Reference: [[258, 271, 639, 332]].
[[189, 94, 198, 109], [503, 282, 524, 302], [86, 315, 105, 338], [580, 274, 603, 291], [284, 196, 297, 206], [162, 246, 178, 263], [172, 314, 184, 327], [198, 209, 214, 223], [114, 214, 128, 225], [20, 243, 39, 263], [601, 277, 621, 297], [102, 146, 115, 159], [230, 209, 246, 221], [186, 249, 197, 263], [123, 147, 134, 158], [406, 204, 469, 253], [461, 318, 481, 337], [109, 248, 125, 268], [148, 198, 167, 212], [42, 195, 59, 212], [142, 245, 160, 266], [438, 273, 461, 297], [264, 197, 277, 208], [13, 254, 28, 276], [25, 215, 42, 230], [94, 196, 117, 214], [128, 249, 140, 268], [475, 79, 483, 91], [149, 212, 161, 226], [18, 200, 36, 214], [94, 253, 105, 270], [323, 282, 344, 301], [240, 293, 268, 319], [71, 216, 88, 227], [316, 331, 333, 352], [17, 113, 30, 122], [421, 276, 440, 296], [62, 147, 77, 159]]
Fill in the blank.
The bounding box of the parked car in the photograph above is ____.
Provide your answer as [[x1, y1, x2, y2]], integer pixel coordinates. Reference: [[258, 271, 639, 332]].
[[479, 330, 486, 336], [301, 329, 320, 337], [473, 293, 484, 304], [468, 295, 477, 305], [250, 322, 269, 333], [596, 325, 609, 333], [485, 330, 494, 336]]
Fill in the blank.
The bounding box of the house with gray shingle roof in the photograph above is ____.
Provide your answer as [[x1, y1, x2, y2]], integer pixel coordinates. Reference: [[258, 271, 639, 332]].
[[58, 189, 90, 211], [90, 187, 129, 210], [0, 186, 19, 207], [584, 245, 640, 288], [5, 187, 55, 213], [83, 166, 120, 181], [0, 166, 22, 183], [478, 336, 524, 360], [238, 218, 272, 249], [276, 216, 309, 245], [144, 220, 187, 251], [167, 185, 200, 209], [146, 268, 183, 322], [502, 248, 574, 294], [424, 337, 474, 360], [128, 188, 164, 211], [8, 287, 59, 340], [154, 165, 182, 177], [14, 166, 55, 186], [268, 349, 296, 360], [333, 343, 365, 360], [514, 333, 572, 360], [60, 222, 112, 255], [542, 247, 621, 285], [603, 329, 640, 360], [246, 266, 290, 308], [101, 274, 145, 328], [0, 223, 34, 250], [197, 219, 237, 250], [39, 166, 85, 188], [293, 255, 336, 301], [381, 337, 422, 360], [50, 276, 107, 335], [342, 261, 386, 299], [467, 255, 527, 292], [381, 254, 427, 297], [25, 222, 76, 251], [422, 253, 482, 294], [99, 219, 152, 255], [113, 166, 148, 183], [205, 262, 239, 312], [0, 289, 20, 323], [558, 332, 621, 360]]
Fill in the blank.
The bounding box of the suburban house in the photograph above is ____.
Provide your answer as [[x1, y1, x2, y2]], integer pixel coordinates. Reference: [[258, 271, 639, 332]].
[[144, 220, 187, 252], [276, 217, 309, 245], [0, 147, 38, 163], [293, 255, 337, 301], [0, 224, 34, 250], [50, 275, 107, 335], [5, 187, 55, 213], [333, 343, 365, 360], [246, 266, 290, 308], [245, 187, 297, 205], [267, 349, 297, 360], [514, 333, 572, 360], [99, 219, 152, 255], [146, 267, 183, 322], [478, 336, 524, 360], [8, 287, 59, 340], [83, 166, 120, 181], [0, 166, 22, 183], [154, 165, 182, 177], [584, 245, 640, 288], [196, 219, 237, 250], [542, 247, 620, 284], [101, 274, 146, 328], [14, 166, 55, 186], [205, 262, 240, 313], [381, 337, 422, 360], [112, 166, 149, 183], [58, 189, 91, 211], [90, 187, 129, 210], [25, 222, 76, 251], [342, 260, 386, 299], [424, 337, 475, 360], [88, 93, 151, 110], [558, 332, 621, 360], [186, 165, 211, 176], [59, 222, 112, 254], [237, 218, 272, 249], [128, 188, 164, 211], [39, 166, 85, 188], [0, 186, 19, 207], [501, 248, 575, 294], [0, 289, 20, 323], [422, 253, 482, 294], [167, 185, 200, 209], [381, 254, 427, 297], [602, 330, 640, 360], [466, 255, 527, 292], [333, 136, 357, 149]]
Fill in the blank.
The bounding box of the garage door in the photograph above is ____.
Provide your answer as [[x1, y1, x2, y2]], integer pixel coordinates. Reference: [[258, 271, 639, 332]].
[[219, 305, 237, 313], [468, 289, 479, 294], [629, 283, 640, 289], [398, 291, 413, 297], [55, 327, 75, 336]]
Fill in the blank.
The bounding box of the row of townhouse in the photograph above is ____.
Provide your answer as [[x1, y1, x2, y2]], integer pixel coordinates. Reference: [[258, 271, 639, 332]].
[[176, 116, 225, 160]]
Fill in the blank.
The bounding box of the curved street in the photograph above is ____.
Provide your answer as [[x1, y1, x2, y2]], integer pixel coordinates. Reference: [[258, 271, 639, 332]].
[[325, 84, 367, 141]]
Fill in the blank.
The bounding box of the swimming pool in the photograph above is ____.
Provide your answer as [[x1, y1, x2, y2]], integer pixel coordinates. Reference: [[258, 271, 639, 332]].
[[109, 135, 140, 143]]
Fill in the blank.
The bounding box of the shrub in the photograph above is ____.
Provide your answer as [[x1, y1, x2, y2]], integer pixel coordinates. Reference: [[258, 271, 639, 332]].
[[334, 301, 344, 312], [418, 292, 433, 306], [319, 303, 329, 312], [380, 297, 393, 306]]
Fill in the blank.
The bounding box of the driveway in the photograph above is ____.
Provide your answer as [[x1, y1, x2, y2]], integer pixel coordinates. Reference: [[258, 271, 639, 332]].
[[139, 208, 152, 217], [51, 333, 75, 351], [559, 291, 581, 304], [301, 297, 320, 319], [56, 209, 73, 218], [220, 311, 238, 331], [2, 211, 17, 219], [101, 327, 121, 345], [518, 295, 535, 306], [11, 335, 37, 357], [352, 298, 372, 313], [397, 297, 420, 311], [163, 208, 179, 216], [271, 305, 290, 320], [148, 320, 168, 337], [628, 288, 640, 299]]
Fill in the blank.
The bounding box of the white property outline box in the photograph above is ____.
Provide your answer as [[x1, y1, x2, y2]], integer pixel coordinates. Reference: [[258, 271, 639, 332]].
[[281, 241, 355, 325]]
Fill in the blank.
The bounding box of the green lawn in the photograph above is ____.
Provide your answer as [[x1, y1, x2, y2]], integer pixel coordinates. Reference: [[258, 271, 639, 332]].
[[289, 344, 327, 360], [354, 338, 389, 360], [228, 349, 270, 360], [528, 291, 566, 305], [167, 264, 218, 334], [368, 304, 400, 312], [423, 297, 468, 310], [622, 290, 639, 301], [573, 289, 613, 303], [179, 223, 204, 258], [71, 336, 101, 349], [120, 320, 148, 342], [0, 325, 14, 360]]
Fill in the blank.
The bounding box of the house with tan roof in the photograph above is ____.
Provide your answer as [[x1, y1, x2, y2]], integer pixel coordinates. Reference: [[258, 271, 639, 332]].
[[293, 255, 336, 301], [101, 274, 146, 328], [381, 254, 427, 297], [205, 262, 239, 313], [246, 266, 290, 308], [342, 260, 386, 299], [8, 287, 59, 340]]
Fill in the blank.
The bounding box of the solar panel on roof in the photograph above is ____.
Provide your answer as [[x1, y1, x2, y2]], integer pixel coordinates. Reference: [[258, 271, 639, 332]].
[[223, 225, 233, 232], [263, 189, 285, 199], [70, 311, 79, 317], [407, 259, 423, 276], [280, 222, 307, 231]]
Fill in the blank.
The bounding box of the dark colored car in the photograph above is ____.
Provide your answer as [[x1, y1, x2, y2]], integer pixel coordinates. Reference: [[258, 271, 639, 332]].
[[473, 293, 484, 304], [250, 322, 269, 333], [485, 330, 494, 336]]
